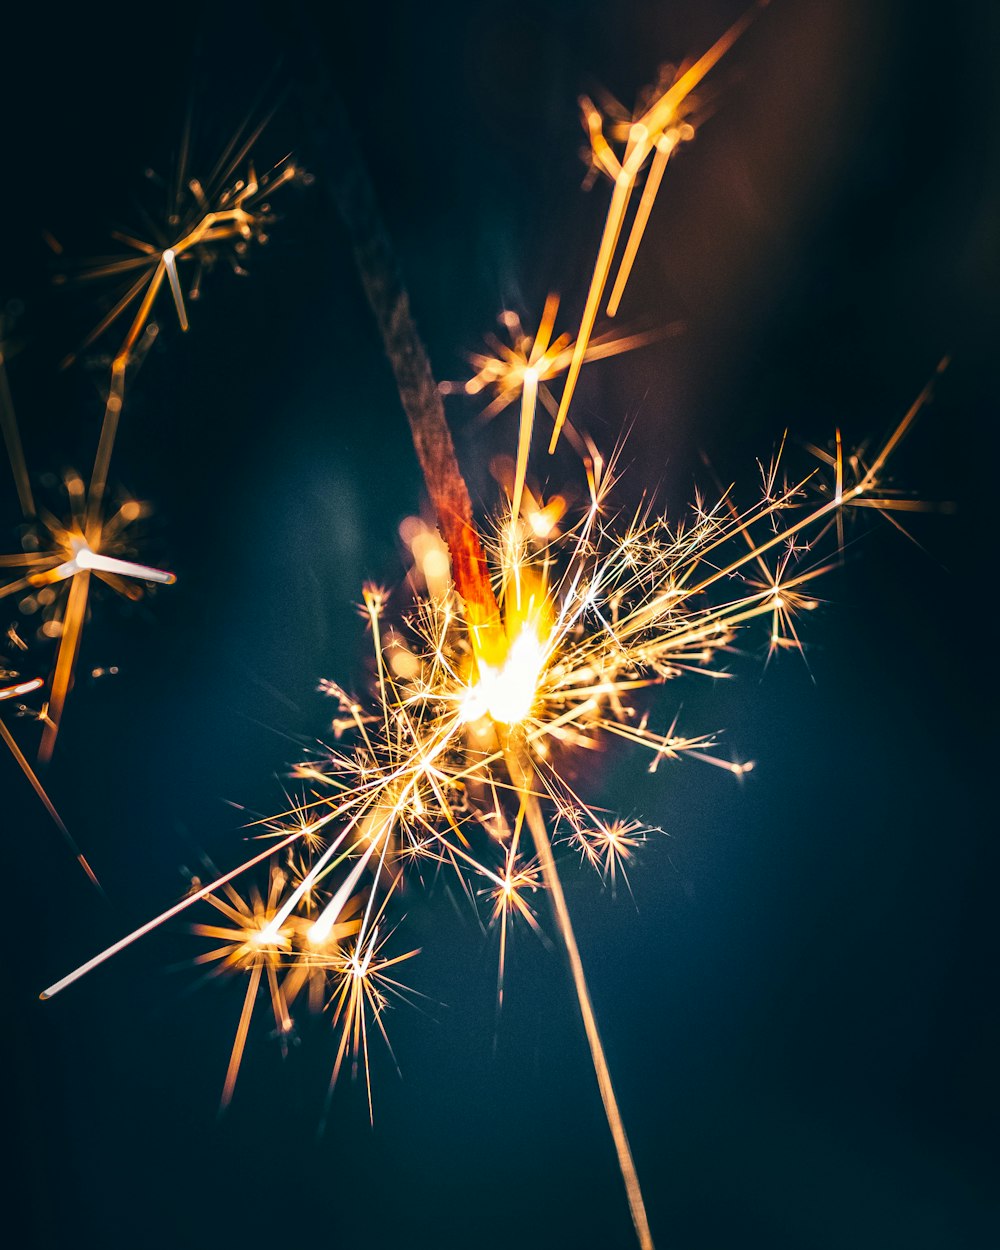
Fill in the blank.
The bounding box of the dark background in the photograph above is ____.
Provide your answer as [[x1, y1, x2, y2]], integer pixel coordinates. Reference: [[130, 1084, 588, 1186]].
[[3, 2, 995, 1247]]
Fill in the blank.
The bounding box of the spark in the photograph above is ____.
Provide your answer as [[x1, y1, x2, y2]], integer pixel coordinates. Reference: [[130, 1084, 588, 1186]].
[[59, 127, 306, 373], [0, 676, 43, 701], [1, 674, 101, 888], [570, 816, 649, 896], [36, 20, 946, 1249], [443, 297, 671, 526], [0, 467, 176, 761], [325, 910, 420, 1125], [57, 117, 308, 570], [5, 112, 304, 767], [551, 2, 768, 451], [43, 360, 942, 1005]]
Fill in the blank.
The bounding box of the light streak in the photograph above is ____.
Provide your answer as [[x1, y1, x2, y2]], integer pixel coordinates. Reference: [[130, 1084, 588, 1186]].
[[35, 21, 947, 1247], [4, 114, 301, 768], [42, 356, 943, 1062], [1, 676, 100, 888], [551, 2, 768, 452], [443, 298, 672, 523], [0, 480, 177, 762]]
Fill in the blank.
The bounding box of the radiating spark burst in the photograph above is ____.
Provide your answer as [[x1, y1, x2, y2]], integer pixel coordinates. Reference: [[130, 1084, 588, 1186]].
[[58, 116, 308, 374], [481, 847, 545, 1014], [324, 910, 421, 1127], [443, 296, 673, 527], [190, 854, 369, 1111], [40, 354, 946, 1246], [37, 17, 947, 1245], [43, 355, 944, 998], [568, 816, 649, 897], [0, 463, 175, 761]]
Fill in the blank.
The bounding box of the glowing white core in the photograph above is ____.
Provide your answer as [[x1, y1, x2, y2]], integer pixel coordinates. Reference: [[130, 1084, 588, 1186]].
[[461, 625, 547, 726]]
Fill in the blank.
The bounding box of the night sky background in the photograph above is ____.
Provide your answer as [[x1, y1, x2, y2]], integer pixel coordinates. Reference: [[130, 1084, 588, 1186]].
[[3, 2, 996, 1247]]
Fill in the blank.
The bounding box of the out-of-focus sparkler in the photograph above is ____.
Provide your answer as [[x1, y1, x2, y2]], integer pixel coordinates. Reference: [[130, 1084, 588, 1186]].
[[39, 14, 947, 1250], [57, 120, 307, 546], [5, 116, 305, 766], [58, 119, 304, 374], [3, 343, 176, 800], [0, 454, 176, 761]]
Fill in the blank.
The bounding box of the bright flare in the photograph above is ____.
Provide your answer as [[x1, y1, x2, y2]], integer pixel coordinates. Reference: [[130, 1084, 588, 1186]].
[[461, 622, 548, 726]]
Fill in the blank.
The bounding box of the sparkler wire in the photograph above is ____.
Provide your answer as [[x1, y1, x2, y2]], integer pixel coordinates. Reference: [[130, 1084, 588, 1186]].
[[505, 741, 653, 1250], [32, 18, 949, 1250], [297, 63, 504, 657]]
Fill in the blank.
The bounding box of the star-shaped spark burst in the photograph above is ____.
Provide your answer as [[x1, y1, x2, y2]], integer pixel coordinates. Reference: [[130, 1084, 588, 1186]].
[[443, 294, 675, 529], [189, 826, 421, 1118], [0, 454, 175, 762], [54, 109, 309, 570], [568, 816, 649, 898], [38, 13, 952, 1249], [58, 109, 308, 374]]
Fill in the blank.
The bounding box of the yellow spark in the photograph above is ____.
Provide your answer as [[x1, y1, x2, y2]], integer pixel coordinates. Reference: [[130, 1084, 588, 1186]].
[[461, 622, 548, 726], [1, 487, 176, 762], [3, 338, 177, 764], [573, 817, 648, 894], [0, 676, 43, 701], [551, 2, 767, 452], [35, 31, 947, 1249], [447, 299, 669, 499], [41, 353, 943, 1248]]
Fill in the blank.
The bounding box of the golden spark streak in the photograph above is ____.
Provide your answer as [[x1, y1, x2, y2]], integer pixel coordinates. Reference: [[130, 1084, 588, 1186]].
[[551, 2, 767, 451], [0, 352, 34, 518], [606, 130, 683, 317], [39, 829, 304, 999], [221, 959, 263, 1111], [0, 716, 101, 889], [0, 677, 43, 701], [505, 743, 653, 1250], [549, 170, 635, 453], [38, 569, 90, 763]]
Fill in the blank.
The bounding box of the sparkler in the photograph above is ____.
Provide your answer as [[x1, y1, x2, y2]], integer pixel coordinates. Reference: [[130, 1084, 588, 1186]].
[[36, 10, 949, 1250], [40, 351, 945, 1244], [442, 297, 675, 524], [4, 111, 305, 770], [0, 435, 176, 762], [2, 341, 174, 859], [551, 0, 768, 451], [57, 113, 308, 571]]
